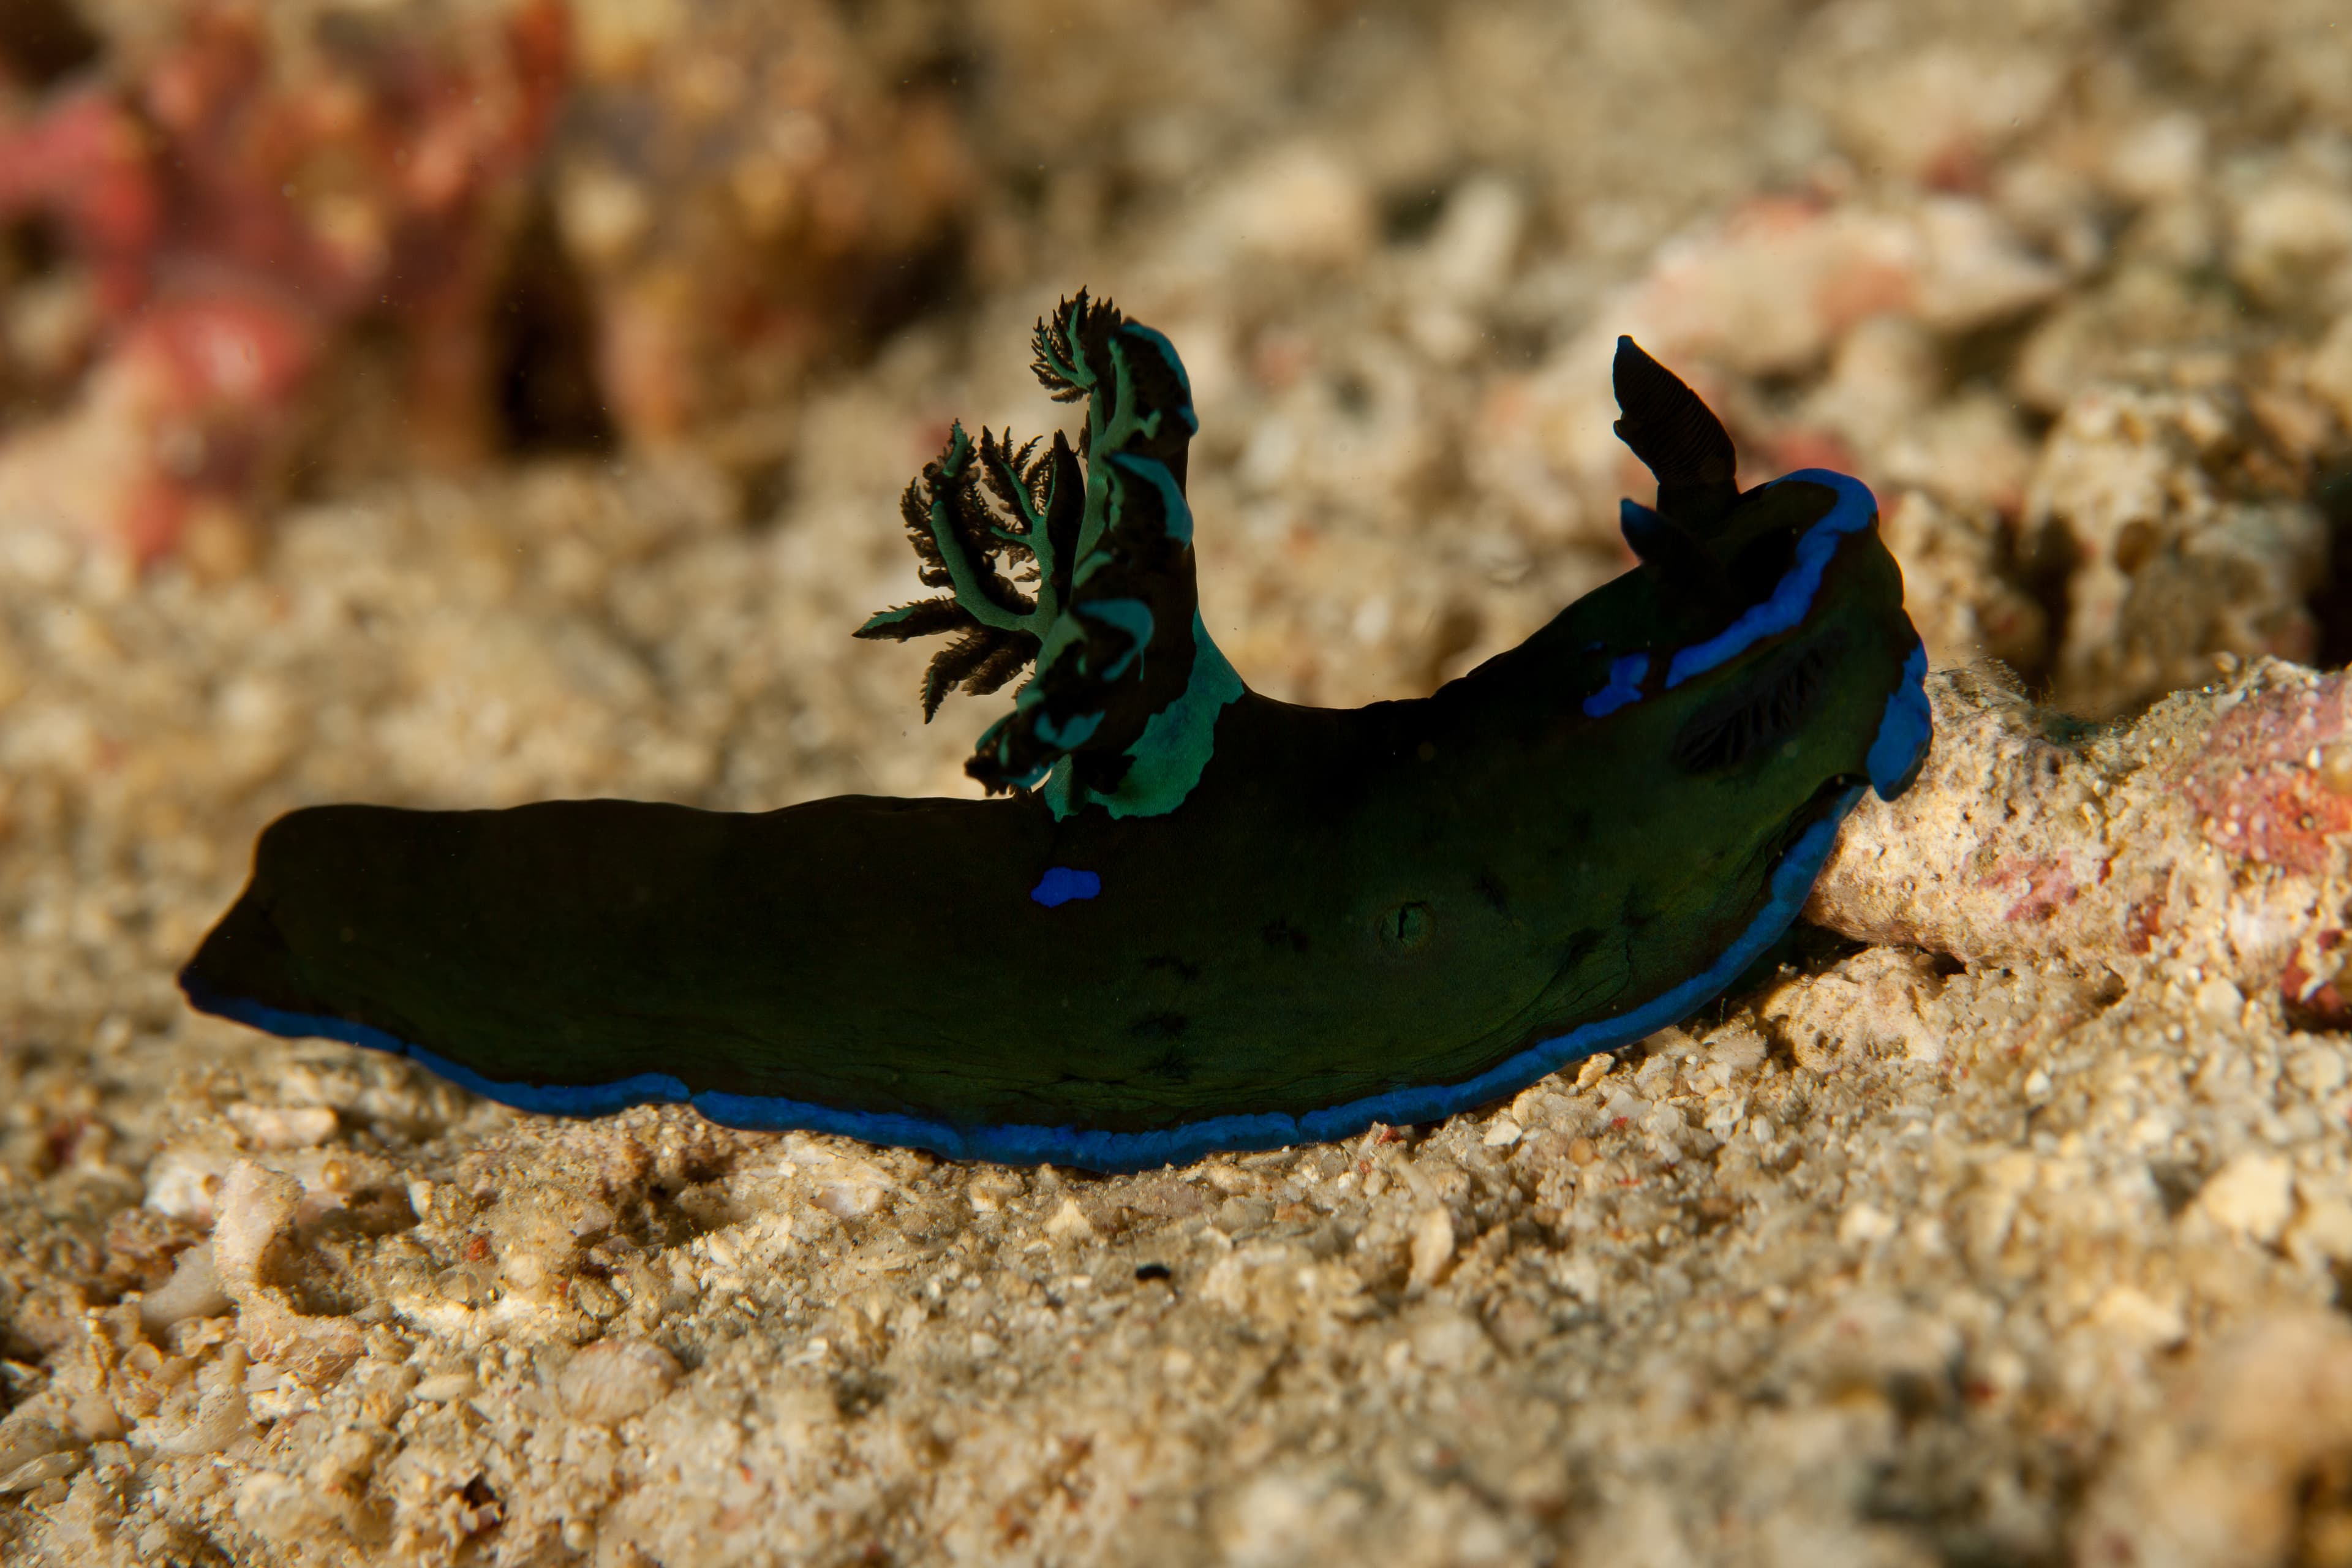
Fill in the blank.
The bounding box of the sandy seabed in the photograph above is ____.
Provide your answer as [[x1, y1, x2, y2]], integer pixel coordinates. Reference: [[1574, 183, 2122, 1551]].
[[11, 0, 2352, 1562]]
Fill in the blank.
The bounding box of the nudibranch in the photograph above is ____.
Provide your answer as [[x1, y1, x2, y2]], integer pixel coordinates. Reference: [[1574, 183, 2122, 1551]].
[[181, 294, 1930, 1172]]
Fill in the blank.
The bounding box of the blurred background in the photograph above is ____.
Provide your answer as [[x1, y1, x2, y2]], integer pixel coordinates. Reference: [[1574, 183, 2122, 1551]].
[[1, 0, 2346, 1017]]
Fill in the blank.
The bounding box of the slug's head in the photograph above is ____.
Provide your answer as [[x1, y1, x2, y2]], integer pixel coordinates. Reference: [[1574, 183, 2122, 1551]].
[[1605, 336, 1930, 802], [1611, 337, 1809, 609], [1610, 336, 1872, 641], [1611, 336, 1738, 535]]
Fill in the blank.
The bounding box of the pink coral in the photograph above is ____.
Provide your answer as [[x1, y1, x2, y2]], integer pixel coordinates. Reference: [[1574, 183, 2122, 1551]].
[[0, 2, 568, 562], [2177, 669, 2352, 876], [1977, 853, 2087, 925]]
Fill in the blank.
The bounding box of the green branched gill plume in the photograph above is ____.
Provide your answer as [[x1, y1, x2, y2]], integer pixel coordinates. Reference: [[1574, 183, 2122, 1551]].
[[856, 291, 1234, 815], [1030, 287, 1115, 403], [853, 419, 1079, 718]]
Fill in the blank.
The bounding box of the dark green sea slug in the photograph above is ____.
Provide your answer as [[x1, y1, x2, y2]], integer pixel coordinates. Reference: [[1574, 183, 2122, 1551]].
[[181, 293, 1931, 1172]]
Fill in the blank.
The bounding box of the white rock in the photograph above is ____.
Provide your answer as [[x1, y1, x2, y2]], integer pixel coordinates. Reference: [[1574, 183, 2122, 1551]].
[[1202, 142, 1374, 270], [557, 1339, 682, 1426], [411, 1371, 479, 1404], [0, 1400, 68, 1479], [1420, 175, 1525, 301], [138, 1243, 232, 1330], [1839, 1203, 1898, 1248], [225, 1104, 339, 1151], [1044, 1196, 1097, 1243], [0, 1450, 80, 1497], [1706, 1025, 1770, 1075], [2288, 1198, 2352, 1272], [2092, 1285, 2189, 1352], [143, 1139, 239, 1224], [2197, 1152, 2295, 1243], [2194, 976, 2244, 1022], [211, 1161, 301, 1287], [1407, 1207, 1455, 1288], [2108, 113, 2207, 202], [1910, 196, 2068, 330], [1408, 1308, 1491, 1373], [1221, 1469, 1368, 1568]]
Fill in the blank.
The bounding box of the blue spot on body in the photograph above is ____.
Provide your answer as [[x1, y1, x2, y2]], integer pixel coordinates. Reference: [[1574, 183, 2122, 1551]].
[[1029, 866, 1102, 907], [1583, 652, 1650, 718], [1866, 641, 1931, 799], [1665, 470, 1877, 688]]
